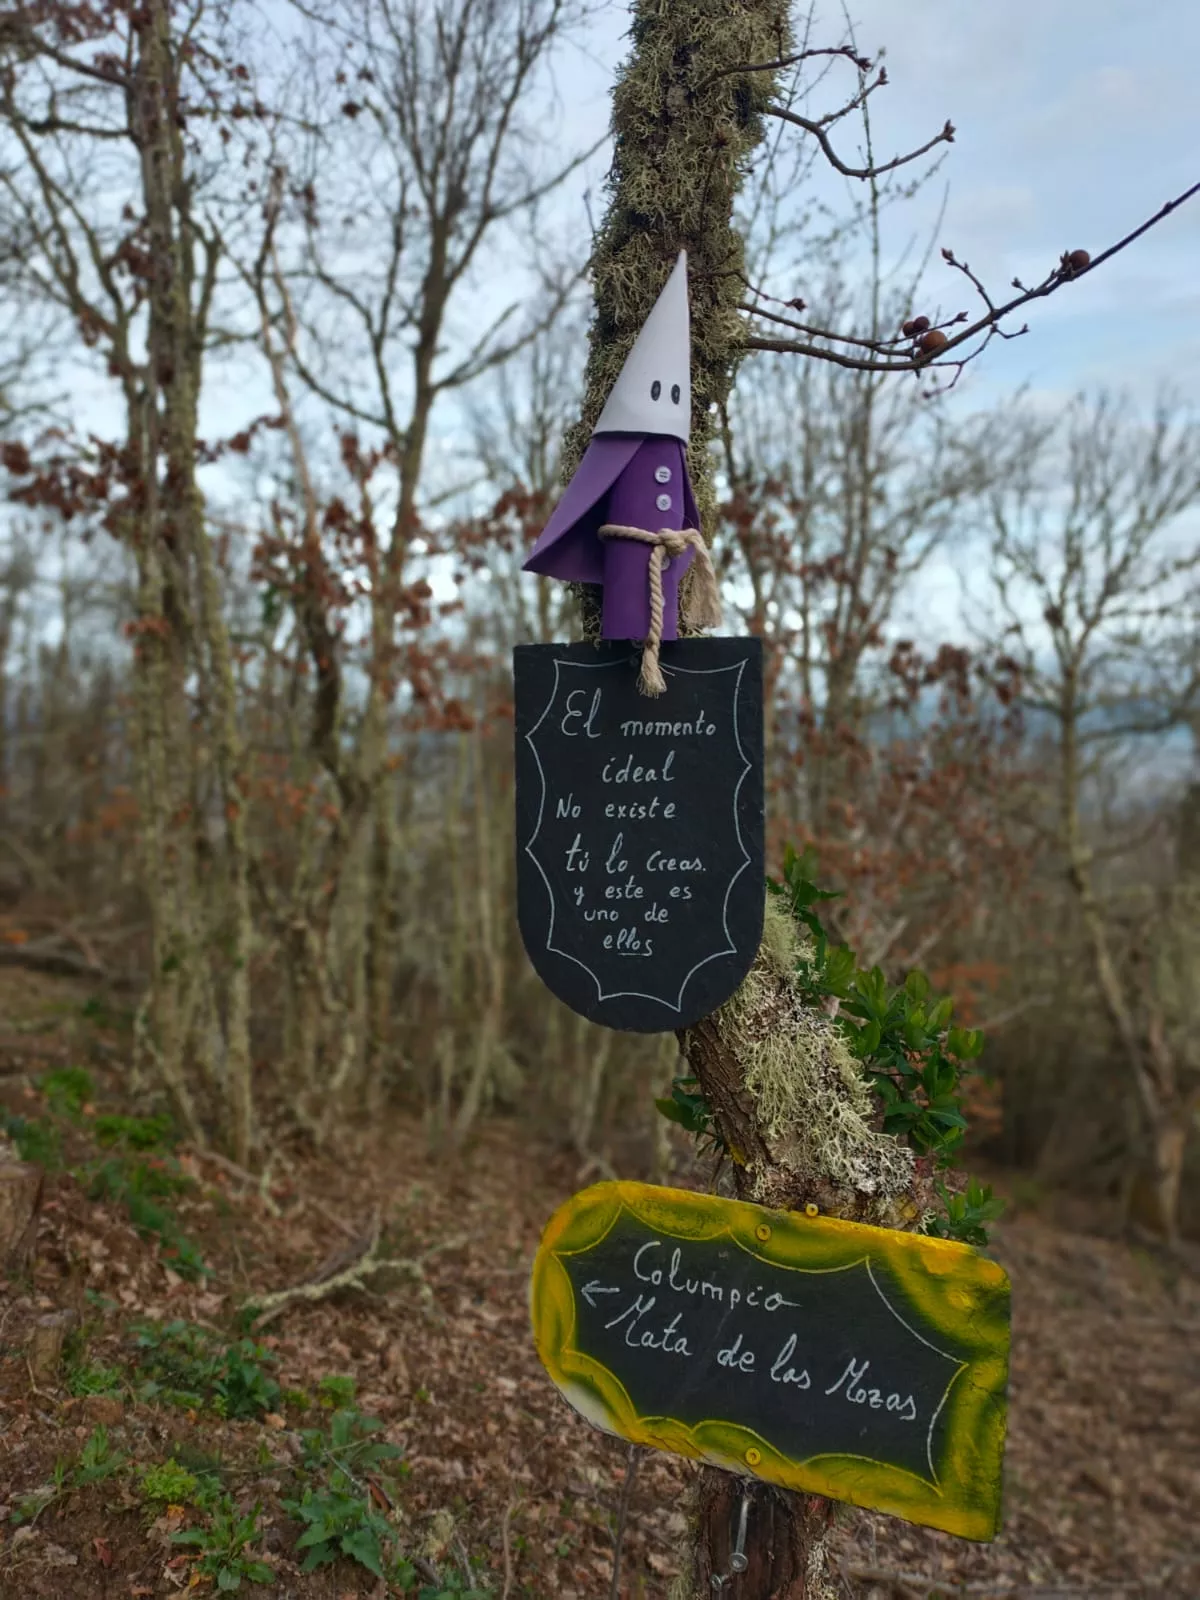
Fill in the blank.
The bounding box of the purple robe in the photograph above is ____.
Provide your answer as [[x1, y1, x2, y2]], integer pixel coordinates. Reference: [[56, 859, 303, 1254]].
[[523, 434, 699, 640]]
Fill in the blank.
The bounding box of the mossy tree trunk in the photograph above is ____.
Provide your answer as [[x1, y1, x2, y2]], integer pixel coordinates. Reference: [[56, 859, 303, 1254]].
[[677, 904, 927, 1596], [566, 0, 792, 638], [130, 0, 255, 1160], [570, 5, 925, 1593]]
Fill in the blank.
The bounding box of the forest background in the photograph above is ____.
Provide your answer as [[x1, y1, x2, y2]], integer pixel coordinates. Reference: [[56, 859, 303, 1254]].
[[1, 0, 1199, 1247]]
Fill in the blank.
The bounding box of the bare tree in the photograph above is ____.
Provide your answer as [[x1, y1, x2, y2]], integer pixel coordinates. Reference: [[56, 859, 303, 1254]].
[[983, 391, 1200, 1240], [0, 0, 259, 1159], [460, 301, 590, 647], [239, 0, 596, 1101]]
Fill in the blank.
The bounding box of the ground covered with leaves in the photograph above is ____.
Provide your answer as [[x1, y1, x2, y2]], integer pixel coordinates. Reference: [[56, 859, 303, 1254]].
[[0, 976, 1197, 1599]]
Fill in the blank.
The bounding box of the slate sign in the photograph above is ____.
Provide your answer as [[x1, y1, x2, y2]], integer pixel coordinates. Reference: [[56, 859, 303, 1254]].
[[531, 1182, 1011, 1541], [513, 638, 764, 1032]]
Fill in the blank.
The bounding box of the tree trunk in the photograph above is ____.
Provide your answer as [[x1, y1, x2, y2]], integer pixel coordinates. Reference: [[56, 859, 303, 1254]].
[[127, 0, 254, 1154], [1062, 678, 1193, 1242], [565, 4, 923, 1591], [693, 1474, 834, 1599]]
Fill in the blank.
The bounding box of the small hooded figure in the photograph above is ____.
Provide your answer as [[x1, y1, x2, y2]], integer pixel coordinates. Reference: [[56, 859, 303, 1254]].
[[522, 251, 720, 692]]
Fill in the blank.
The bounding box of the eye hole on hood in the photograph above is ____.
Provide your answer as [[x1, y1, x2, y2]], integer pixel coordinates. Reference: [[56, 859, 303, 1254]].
[[650, 380, 661, 400], [671, 383, 681, 404]]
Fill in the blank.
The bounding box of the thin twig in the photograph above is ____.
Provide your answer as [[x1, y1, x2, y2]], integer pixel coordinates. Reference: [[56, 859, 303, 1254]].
[[766, 102, 955, 181], [693, 44, 873, 96], [500, 1495, 519, 1600], [608, 1444, 643, 1600], [741, 177, 1200, 375]]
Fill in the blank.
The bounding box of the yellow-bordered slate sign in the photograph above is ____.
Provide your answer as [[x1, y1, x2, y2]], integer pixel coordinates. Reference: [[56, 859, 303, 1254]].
[[531, 1181, 1010, 1540]]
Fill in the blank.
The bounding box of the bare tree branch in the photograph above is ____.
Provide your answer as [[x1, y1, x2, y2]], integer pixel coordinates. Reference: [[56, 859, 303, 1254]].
[[741, 177, 1200, 382], [766, 101, 955, 182]]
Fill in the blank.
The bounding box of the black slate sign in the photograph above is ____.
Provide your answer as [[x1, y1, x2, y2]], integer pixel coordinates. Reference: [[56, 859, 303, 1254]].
[[532, 1183, 1011, 1540], [513, 638, 764, 1032]]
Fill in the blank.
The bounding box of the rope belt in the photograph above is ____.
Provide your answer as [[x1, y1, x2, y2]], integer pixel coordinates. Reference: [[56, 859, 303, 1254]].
[[598, 524, 722, 696]]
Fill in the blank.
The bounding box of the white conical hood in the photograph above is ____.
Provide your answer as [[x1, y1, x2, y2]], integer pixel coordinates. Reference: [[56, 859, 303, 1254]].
[[592, 250, 691, 441]]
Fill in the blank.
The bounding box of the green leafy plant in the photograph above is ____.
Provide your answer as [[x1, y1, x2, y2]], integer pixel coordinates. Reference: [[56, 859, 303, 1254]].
[[316, 1373, 356, 1409], [171, 1495, 274, 1592], [765, 844, 1003, 1244], [926, 1178, 1006, 1247], [40, 1066, 95, 1118], [216, 1340, 283, 1419], [140, 1459, 204, 1505], [653, 1076, 723, 1156], [285, 1408, 406, 1580], [93, 1112, 174, 1151], [288, 1482, 395, 1579], [67, 1361, 123, 1398], [72, 1425, 126, 1487], [132, 1320, 280, 1418], [841, 965, 983, 1161], [297, 1405, 405, 1483]]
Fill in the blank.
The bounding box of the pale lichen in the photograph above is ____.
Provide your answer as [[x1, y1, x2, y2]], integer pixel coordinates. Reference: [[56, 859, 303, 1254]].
[[714, 897, 914, 1206], [565, 0, 793, 639]]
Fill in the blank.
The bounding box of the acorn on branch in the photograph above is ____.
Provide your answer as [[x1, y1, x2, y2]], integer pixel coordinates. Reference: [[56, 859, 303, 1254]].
[[917, 328, 949, 356], [1060, 248, 1091, 277]]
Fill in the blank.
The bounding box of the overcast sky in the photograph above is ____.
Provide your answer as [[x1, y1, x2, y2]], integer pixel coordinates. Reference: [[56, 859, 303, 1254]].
[[14, 0, 1197, 657], [548, 0, 1200, 411]]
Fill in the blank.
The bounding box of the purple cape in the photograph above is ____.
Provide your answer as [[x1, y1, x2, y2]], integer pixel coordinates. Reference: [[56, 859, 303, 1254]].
[[522, 433, 700, 639]]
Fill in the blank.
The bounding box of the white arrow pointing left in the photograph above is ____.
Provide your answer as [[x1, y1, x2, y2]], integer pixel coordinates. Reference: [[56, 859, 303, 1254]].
[[580, 1281, 622, 1308]]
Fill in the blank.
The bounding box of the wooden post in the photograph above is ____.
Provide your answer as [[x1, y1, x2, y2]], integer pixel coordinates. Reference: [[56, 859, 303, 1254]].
[[0, 1160, 43, 1276], [29, 1310, 77, 1385], [562, 4, 850, 1592]]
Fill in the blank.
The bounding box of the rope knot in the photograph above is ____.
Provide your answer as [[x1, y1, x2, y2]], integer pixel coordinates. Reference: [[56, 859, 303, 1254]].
[[598, 523, 723, 696]]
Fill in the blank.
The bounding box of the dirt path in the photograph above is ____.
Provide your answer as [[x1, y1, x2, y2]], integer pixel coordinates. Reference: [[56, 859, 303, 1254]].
[[1, 1028, 1198, 1597]]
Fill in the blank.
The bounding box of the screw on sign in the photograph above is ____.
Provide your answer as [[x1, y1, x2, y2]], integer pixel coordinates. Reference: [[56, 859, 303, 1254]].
[[709, 1488, 751, 1591], [513, 252, 765, 1033]]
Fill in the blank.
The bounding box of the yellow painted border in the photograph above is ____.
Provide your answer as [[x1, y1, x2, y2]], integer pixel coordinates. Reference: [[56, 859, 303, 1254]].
[[530, 1181, 1010, 1541]]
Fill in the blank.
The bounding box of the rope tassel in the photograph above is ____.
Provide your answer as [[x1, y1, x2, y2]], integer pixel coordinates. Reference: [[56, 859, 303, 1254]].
[[599, 524, 722, 696]]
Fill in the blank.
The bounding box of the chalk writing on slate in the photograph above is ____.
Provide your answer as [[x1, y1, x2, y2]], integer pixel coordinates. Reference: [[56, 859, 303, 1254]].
[[531, 1182, 1011, 1541], [513, 639, 764, 1032]]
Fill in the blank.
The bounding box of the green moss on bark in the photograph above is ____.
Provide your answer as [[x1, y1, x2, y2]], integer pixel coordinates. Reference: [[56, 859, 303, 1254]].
[[566, 0, 792, 533], [713, 899, 914, 1207]]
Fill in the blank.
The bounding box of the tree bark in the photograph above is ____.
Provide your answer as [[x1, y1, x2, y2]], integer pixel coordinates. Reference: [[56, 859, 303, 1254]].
[[564, 3, 911, 1592], [1061, 672, 1193, 1242], [125, 0, 254, 1154], [693, 1474, 835, 1599]]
